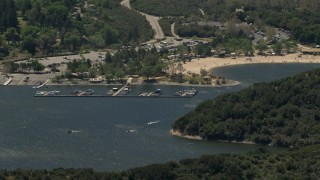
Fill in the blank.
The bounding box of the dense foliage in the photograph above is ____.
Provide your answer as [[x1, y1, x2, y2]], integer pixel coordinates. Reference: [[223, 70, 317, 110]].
[[173, 68, 320, 147], [130, 0, 201, 17], [0, 0, 18, 30], [131, 0, 320, 45], [1, 145, 320, 179], [158, 18, 174, 36], [0, 0, 153, 58], [175, 23, 216, 38]]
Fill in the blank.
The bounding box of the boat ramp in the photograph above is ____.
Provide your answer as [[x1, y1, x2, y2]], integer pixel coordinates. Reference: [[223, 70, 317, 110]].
[[3, 78, 13, 86], [32, 79, 50, 89]]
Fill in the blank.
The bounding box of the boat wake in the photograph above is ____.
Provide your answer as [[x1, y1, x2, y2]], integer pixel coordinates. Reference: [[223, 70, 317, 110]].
[[68, 130, 81, 133], [147, 120, 160, 125], [126, 129, 137, 133]]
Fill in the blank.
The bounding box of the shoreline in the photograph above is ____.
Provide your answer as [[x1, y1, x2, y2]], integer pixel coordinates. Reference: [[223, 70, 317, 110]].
[[170, 129, 203, 140], [170, 129, 257, 145], [1, 75, 240, 87], [2, 52, 320, 86], [182, 53, 320, 75]]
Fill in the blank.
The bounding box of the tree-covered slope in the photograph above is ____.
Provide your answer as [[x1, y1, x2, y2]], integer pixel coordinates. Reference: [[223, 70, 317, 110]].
[[0, 0, 153, 57], [130, 0, 202, 17], [173, 68, 320, 147], [131, 0, 320, 45], [1, 145, 320, 179]]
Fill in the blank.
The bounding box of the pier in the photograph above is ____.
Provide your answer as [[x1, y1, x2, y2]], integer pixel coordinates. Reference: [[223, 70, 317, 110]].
[[32, 79, 50, 89], [112, 78, 132, 96], [3, 78, 13, 86]]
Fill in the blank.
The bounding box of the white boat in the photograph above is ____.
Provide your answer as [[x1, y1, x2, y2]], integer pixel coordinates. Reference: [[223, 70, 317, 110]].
[[47, 90, 60, 96], [175, 89, 198, 97], [35, 91, 48, 95], [35, 90, 60, 96], [89, 78, 104, 83]]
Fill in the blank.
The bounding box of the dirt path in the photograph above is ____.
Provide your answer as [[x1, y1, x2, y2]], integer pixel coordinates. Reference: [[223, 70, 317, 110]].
[[171, 22, 179, 38], [199, 8, 205, 16], [120, 0, 165, 41]]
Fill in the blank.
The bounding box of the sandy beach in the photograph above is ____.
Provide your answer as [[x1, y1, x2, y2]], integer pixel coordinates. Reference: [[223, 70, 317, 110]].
[[182, 53, 320, 75], [170, 129, 203, 140]]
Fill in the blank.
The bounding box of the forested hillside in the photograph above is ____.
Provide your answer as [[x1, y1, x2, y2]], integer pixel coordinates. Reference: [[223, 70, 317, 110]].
[[1, 145, 320, 179], [131, 0, 320, 45], [0, 0, 153, 57], [173, 68, 320, 147]]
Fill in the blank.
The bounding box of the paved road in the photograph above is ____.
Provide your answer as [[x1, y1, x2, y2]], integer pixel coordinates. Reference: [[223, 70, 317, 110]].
[[120, 0, 165, 41]]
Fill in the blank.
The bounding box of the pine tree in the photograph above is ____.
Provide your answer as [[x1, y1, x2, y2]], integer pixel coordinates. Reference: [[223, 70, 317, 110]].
[[0, 0, 7, 29], [0, 0, 18, 30], [6, 0, 18, 28]]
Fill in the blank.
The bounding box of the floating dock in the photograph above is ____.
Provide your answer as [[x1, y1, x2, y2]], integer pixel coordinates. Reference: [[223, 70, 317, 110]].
[[34, 94, 195, 98], [33, 79, 198, 98]]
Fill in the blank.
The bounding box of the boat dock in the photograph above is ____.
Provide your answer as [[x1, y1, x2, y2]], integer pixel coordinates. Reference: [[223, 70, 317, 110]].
[[33, 78, 198, 98], [34, 94, 195, 98], [3, 78, 13, 86], [32, 79, 50, 89], [112, 78, 132, 96]]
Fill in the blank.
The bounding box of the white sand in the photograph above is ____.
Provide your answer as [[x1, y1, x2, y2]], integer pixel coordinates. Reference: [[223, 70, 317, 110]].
[[170, 129, 202, 140], [182, 53, 320, 75]]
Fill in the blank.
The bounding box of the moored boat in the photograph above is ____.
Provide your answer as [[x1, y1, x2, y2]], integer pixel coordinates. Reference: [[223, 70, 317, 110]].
[[35, 90, 60, 96], [175, 89, 198, 97], [139, 89, 162, 97]]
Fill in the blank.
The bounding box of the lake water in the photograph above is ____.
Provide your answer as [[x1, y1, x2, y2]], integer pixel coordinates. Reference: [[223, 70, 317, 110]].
[[0, 63, 319, 171]]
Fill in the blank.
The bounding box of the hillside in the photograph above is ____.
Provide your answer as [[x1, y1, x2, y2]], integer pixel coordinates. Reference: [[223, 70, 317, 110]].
[[0, 0, 153, 57], [131, 0, 320, 45], [172, 68, 320, 147], [1, 145, 320, 179]]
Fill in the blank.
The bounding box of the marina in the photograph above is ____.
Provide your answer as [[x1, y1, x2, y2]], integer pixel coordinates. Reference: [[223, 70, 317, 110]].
[[33, 78, 198, 98], [34, 88, 198, 98]]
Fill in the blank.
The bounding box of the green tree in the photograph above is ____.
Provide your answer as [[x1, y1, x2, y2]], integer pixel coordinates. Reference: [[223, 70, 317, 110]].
[[256, 41, 268, 54], [21, 35, 37, 55], [3, 61, 19, 73], [6, 0, 18, 28], [4, 27, 19, 45], [31, 60, 45, 72], [105, 52, 113, 63], [37, 28, 56, 54], [101, 25, 119, 46], [63, 31, 81, 52], [26, 2, 42, 24], [194, 43, 205, 56], [272, 42, 283, 55], [141, 65, 156, 80], [21, 25, 40, 39], [0, 0, 18, 29], [43, 3, 68, 28]]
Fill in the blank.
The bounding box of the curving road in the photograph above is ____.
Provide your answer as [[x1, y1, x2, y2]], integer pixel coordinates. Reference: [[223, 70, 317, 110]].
[[171, 22, 179, 38], [120, 0, 165, 42]]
